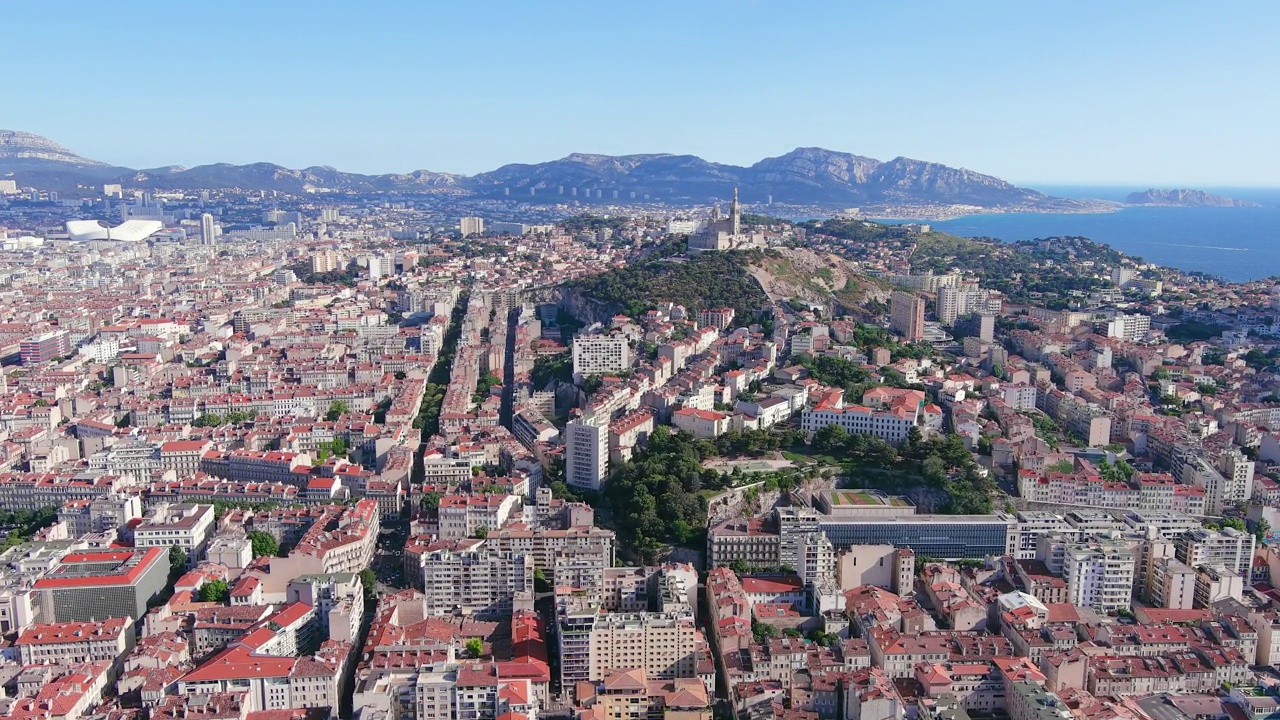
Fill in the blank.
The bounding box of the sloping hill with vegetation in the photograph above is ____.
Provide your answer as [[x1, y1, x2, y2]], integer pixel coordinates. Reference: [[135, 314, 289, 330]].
[[562, 239, 770, 322], [909, 234, 1119, 307], [750, 247, 891, 318]]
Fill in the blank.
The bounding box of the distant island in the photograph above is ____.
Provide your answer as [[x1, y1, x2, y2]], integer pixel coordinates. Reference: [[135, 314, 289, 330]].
[[1125, 188, 1260, 207]]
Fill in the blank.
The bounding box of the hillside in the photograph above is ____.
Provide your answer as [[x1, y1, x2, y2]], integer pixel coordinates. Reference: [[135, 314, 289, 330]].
[[560, 240, 891, 325], [748, 247, 891, 318], [909, 234, 1122, 306], [1, 129, 1097, 211], [561, 240, 770, 323]]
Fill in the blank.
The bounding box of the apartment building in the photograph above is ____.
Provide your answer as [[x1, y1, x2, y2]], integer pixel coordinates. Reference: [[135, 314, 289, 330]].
[[1017, 471, 1207, 516], [573, 334, 631, 377], [437, 493, 520, 540], [558, 610, 701, 691], [419, 546, 534, 616], [133, 503, 215, 567], [286, 574, 364, 644], [159, 440, 213, 477], [251, 500, 380, 601], [1101, 313, 1151, 342], [1176, 528, 1255, 578], [405, 662, 540, 720], [20, 330, 70, 366], [57, 494, 143, 537], [696, 307, 736, 331], [890, 292, 925, 341], [1008, 682, 1072, 720], [1063, 540, 1136, 613], [15, 616, 134, 666], [177, 642, 348, 713], [566, 416, 609, 491], [707, 517, 780, 569], [201, 449, 312, 485], [0, 473, 131, 512], [487, 525, 615, 585], [576, 667, 711, 720]]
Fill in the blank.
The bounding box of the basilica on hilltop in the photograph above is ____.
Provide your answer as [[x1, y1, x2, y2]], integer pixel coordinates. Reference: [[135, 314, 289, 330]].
[[687, 188, 767, 252]]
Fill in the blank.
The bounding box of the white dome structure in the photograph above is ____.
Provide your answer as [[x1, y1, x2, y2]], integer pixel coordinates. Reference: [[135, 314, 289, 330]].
[[65, 219, 163, 242]]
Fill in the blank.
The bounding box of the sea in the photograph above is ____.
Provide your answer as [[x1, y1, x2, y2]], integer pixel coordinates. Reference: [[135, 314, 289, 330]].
[[882, 186, 1280, 283]]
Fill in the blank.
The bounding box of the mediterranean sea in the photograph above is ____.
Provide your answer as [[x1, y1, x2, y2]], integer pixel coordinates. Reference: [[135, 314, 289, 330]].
[[899, 187, 1280, 284]]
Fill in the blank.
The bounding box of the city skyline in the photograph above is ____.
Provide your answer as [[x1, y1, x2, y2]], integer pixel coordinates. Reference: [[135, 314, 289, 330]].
[[6, 0, 1278, 186]]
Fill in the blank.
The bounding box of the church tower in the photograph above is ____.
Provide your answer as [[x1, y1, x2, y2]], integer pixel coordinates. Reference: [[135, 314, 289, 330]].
[[730, 187, 741, 236]]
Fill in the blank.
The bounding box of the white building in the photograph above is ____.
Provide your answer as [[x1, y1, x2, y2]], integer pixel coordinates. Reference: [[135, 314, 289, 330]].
[[572, 334, 631, 377], [1063, 540, 1135, 613], [286, 574, 364, 644], [566, 416, 609, 491], [558, 610, 700, 689], [437, 493, 520, 540], [1102, 313, 1151, 342], [419, 547, 534, 616], [15, 617, 133, 666], [133, 503, 215, 567], [200, 213, 218, 245], [459, 217, 485, 237], [1177, 528, 1255, 578]]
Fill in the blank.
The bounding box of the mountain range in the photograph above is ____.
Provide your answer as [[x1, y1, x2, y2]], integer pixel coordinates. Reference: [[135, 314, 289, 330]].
[[1, 129, 1095, 210]]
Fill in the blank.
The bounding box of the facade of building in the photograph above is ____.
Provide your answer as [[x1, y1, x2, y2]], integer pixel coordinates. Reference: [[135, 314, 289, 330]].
[[1176, 528, 1255, 579], [573, 334, 631, 377], [818, 513, 1018, 560], [33, 547, 169, 622], [459, 217, 485, 237], [15, 617, 134, 665], [133, 503, 215, 567], [1063, 540, 1136, 613], [890, 292, 925, 342], [558, 610, 700, 690], [419, 546, 533, 616], [566, 416, 609, 491], [20, 331, 71, 366]]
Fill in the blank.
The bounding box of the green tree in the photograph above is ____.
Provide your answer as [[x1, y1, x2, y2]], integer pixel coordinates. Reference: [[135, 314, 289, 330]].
[[465, 637, 485, 659], [359, 568, 378, 604], [326, 401, 349, 421], [199, 579, 230, 603], [1255, 518, 1272, 544], [169, 545, 188, 576], [1222, 518, 1247, 533], [473, 526, 489, 540], [751, 619, 779, 643], [534, 568, 551, 594], [814, 424, 850, 454], [420, 492, 442, 513], [247, 530, 280, 558], [921, 455, 947, 486]]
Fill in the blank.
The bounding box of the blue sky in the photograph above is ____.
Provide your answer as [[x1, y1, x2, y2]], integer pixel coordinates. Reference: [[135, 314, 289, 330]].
[[6, 1, 1277, 185]]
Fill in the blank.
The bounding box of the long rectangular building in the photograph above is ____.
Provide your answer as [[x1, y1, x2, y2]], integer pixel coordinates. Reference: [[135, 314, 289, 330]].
[[32, 547, 169, 622], [817, 513, 1018, 560]]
